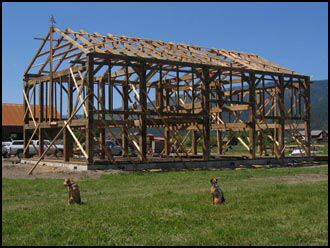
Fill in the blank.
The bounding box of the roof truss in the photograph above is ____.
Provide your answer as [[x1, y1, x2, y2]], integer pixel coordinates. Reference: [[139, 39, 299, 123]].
[[24, 28, 298, 78]]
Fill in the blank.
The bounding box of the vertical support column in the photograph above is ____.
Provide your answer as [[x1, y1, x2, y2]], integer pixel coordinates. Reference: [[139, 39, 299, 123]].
[[164, 127, 171, 156], [257, 131, 263, 156], [202, 67, 210, 161], [100, 78, 106, 159], [39, 82, 44, 157], [64, 73, 73, 161], [277, 75, 285, 158], [139, 62, 147, 162], [156, 64, 164, 113], [217, 130, 223, 155], [122, 63, 129, 157], [256, 90, 263, 156], [248, 72, 256, 159], [86, 53, 95, 164], [23, 78, 30, 158], [191, 129, 198, 155], [49, 26, 54, 123], [164, 77, 170, 156], [108, 62, 113, 111], [216, 75, 223, 155], [304, 76, 311, 156]]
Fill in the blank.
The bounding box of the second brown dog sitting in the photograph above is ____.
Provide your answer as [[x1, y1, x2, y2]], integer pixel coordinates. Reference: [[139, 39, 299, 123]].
[[63, 178, 81, 205], [210, 177, 225, 205]]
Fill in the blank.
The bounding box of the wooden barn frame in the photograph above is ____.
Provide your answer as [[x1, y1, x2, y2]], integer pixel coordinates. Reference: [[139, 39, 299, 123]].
[[23, 27, 311, 173]]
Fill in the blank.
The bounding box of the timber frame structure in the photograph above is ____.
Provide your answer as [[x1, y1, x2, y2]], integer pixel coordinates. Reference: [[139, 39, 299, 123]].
[[23, 27, 311, 173]]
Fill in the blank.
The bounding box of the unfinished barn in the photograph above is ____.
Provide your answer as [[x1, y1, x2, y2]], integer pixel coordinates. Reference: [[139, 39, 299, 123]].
[[23, 27, 311, 172]]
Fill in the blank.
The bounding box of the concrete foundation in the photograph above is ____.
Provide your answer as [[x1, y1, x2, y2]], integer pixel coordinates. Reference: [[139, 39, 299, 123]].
[[21, 156, 315, 171]]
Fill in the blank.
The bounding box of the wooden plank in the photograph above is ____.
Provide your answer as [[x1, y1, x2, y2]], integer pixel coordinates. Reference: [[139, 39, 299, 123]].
[[66, 28, 104, 53], [86, 53, 95, 164], [24, 30, 51, 76], [70, 67, 88, 116], [139, 62, 147, 161], [28, 65, 83, 85], [23, 89, 37, 127], [237, 137, 250, 151], [54, 28, 90, 53], [248, 72, 256, 159], [64, 121, 88, 158]]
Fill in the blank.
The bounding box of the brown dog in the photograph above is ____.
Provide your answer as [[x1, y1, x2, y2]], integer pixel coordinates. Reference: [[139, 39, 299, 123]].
[[63, 178, 81, 205], [210, 177, 225, 205]]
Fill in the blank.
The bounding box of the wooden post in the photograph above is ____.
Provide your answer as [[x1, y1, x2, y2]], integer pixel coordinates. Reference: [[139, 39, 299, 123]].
[[23, 79, 30, 158], [192, 130, 198, 155], [38, 82, 44, 157], [139, 62, 147, 162], [86, 53, 94, 164], [202, 67, 210, 161], [156, 64, 164, 113], [49, 26, 54, 123], [64, 74, 73, 161], [100, 78, 106, 159], [257, 130, 263, 156], [304, 76, 311, 156], [217, 130, 223, 155], [164, 127, 171, 156], [122, 64, 129, 157], [248, 72, 256, 159], [216, 77, 223, 155], [277, 75, 285, 158]]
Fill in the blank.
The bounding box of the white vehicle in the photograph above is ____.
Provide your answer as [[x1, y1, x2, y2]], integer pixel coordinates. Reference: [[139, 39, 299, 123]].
[[2, 142, 11, 158], [7, 140, 64, 158]]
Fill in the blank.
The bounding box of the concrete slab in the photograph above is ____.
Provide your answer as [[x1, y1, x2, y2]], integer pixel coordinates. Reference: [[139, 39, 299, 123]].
[[21, 156, 314, 171]]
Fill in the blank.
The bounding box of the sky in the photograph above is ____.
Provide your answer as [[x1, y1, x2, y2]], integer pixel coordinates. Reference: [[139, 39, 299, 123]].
[[2, 2, 328, 106]]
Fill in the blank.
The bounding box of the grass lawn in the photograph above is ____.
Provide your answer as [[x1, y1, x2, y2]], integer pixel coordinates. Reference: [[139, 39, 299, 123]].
[[2, 165, 328, 246]]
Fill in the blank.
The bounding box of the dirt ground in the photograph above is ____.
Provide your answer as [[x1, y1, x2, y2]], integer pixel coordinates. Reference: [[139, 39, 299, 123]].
[[2, 158, 328, 183], [253, 170, 328, 184], [1, 158, 128, 179]]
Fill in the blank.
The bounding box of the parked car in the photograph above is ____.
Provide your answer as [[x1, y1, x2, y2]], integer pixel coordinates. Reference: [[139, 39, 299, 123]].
[[7, 140, 64, 158], [104, 140, 136, 156], [105, 140, 123, 156], [2, 142, 11, 158]]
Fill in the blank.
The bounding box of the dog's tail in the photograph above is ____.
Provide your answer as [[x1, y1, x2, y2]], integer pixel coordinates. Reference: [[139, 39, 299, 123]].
[[219, 187, 225, 204]]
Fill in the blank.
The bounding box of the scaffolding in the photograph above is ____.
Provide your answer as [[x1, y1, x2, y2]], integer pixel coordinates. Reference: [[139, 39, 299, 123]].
[[23, 27, 311, 173]]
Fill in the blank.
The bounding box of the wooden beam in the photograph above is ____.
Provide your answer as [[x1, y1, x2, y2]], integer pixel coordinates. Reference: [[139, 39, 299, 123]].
[[28, 65, 83, 85], [139, 62, 147, 161], [248, 72, 256, 159], [202, 67, 210, 160], [86, 53, 95, 164]]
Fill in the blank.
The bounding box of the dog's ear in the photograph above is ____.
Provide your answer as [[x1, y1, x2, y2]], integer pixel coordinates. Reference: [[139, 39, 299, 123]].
[[210, 177, 218, 184], [64, 178, 70, 185]]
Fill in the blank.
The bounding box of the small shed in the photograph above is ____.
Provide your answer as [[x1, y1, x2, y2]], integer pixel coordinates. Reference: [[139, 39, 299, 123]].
[[298, 130, 328, 143]]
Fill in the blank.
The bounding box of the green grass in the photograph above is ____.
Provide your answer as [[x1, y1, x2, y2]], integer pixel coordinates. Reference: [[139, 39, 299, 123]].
[[2, 166, 328, 246]]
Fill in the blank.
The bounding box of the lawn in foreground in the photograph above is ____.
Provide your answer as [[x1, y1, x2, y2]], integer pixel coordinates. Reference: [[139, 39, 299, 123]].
[[2, 165, 328, 246]]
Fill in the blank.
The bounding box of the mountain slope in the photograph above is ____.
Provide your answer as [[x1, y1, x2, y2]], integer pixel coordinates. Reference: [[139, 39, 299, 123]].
[[310, 79, 328, 130]]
